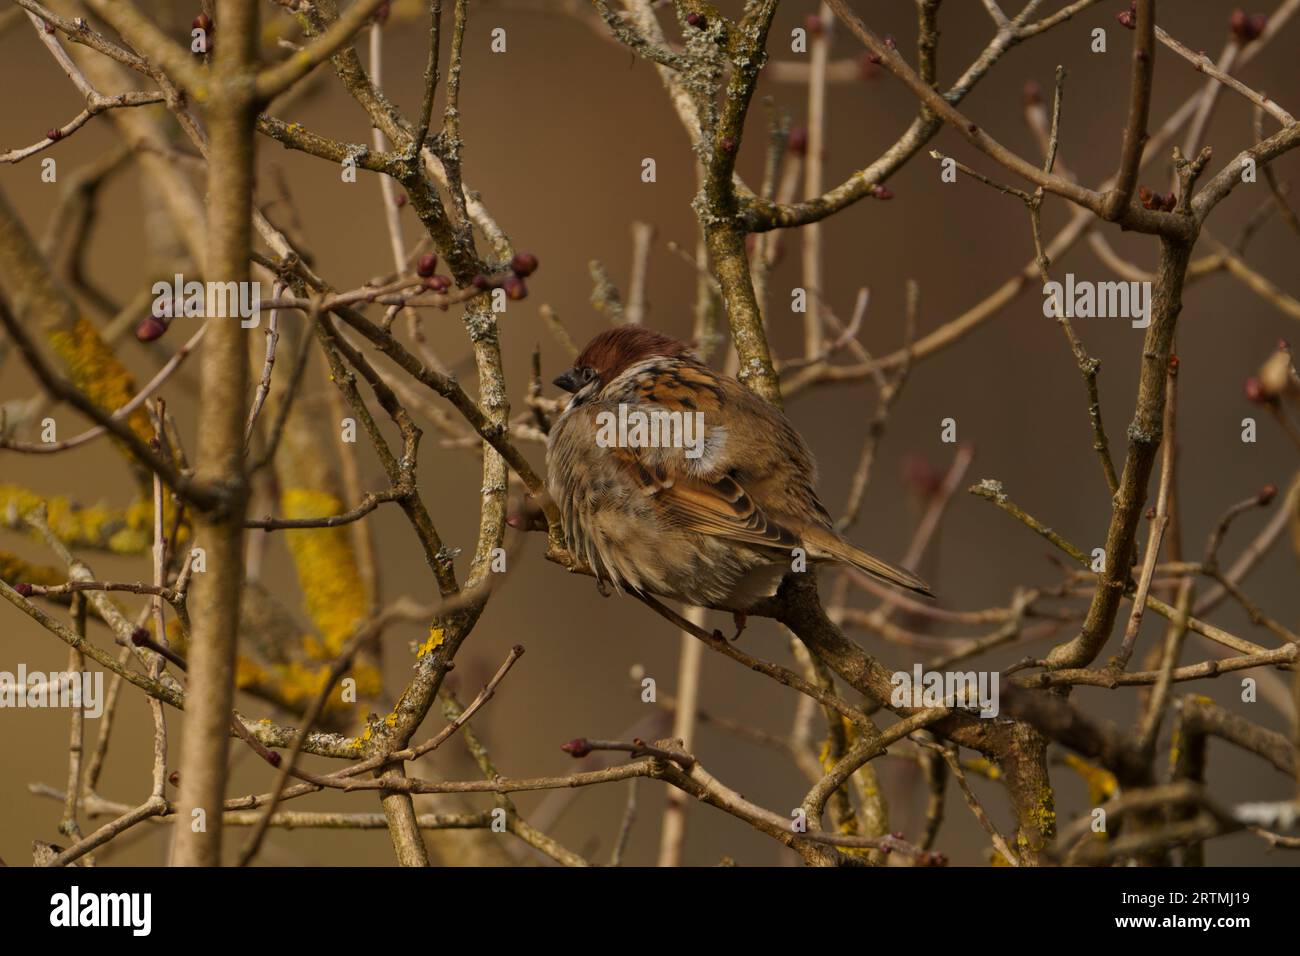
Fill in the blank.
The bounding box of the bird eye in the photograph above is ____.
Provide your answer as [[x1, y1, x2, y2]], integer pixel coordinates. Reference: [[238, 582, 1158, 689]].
[[581, 367, 596, 383]]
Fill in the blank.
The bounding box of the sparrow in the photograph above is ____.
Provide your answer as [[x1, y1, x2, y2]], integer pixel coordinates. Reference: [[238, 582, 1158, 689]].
[[546, 326, 931, 612]]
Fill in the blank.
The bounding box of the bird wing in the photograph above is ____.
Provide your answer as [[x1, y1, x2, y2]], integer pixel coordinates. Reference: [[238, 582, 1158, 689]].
[[613, 446, 799, 552], [601, 359, 801, 552], [591, 356, 933, 597]]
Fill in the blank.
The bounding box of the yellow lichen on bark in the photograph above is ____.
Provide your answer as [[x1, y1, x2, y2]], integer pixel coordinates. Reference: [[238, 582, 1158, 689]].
[[416, 626, 445, 658], [1061, 753, 1119, 805], [0, 551, 64, 587], [277, 658, 381, 708], [254, 486, 382, 717], [0, 483, 152, 554], [1015, 783, 1057, 857], [46, 318, 153, 445], [280, 487, 368, 655], [236, 657, 382, 714], [963, 757, 1003, 781]]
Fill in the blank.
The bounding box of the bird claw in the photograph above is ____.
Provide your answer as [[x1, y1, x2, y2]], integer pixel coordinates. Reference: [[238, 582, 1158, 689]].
[[731, 611, 747, 641]]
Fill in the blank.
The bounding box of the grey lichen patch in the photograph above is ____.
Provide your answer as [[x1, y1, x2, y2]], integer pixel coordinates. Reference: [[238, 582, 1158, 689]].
[[1125, 421, 1161, 444], [464, 310, 498, 344], [973, 478, 1007, 503]]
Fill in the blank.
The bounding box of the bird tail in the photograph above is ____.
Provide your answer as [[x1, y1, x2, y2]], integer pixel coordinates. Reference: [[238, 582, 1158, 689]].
[[802, 527, 934, 597]]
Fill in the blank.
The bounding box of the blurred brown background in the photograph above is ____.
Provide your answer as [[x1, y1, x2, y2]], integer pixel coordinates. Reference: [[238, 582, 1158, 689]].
[[1, 0, 1297, 865]]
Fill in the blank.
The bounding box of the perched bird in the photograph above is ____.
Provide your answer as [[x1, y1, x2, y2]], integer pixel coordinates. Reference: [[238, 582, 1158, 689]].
[[546, 326, 931, 612]]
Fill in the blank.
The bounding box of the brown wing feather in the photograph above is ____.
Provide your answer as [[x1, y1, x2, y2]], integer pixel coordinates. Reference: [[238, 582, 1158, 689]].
[[656, 474, 800, 550], [611, 446, 798, 552]]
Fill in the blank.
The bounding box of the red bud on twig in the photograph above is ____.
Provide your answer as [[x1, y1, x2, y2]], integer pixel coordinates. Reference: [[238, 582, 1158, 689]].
[[1230, 10, 1267, 43], [787, 126, 808, 156], [857, 52, 881, 80], [503, 275, 528, 301], [135, 315, 168, 342], [510, 252, 539, 277], [1243, 376, 1273, 404], [561, 738, 592, 758], [903, 453, 942, 497]]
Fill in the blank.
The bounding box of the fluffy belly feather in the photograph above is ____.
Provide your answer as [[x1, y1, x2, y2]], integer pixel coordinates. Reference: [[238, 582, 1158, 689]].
[[568, 507, 788, 609]]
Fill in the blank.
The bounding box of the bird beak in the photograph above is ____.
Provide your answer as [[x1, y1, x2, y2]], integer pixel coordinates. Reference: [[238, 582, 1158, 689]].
[[553, 368, 582, 393]]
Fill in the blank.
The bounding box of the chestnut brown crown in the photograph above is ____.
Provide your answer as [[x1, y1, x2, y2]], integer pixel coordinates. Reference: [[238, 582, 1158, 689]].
[[554, 327, 692, 393]]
